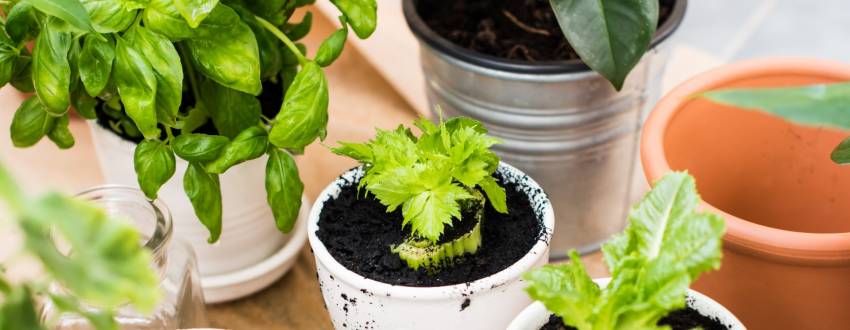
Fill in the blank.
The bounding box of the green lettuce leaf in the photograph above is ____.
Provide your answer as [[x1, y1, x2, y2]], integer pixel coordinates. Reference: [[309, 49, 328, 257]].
[[524, 172, 725, 330]]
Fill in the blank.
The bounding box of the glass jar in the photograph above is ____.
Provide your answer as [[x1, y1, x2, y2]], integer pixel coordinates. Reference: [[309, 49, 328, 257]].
[[40, 186, 208, 329]]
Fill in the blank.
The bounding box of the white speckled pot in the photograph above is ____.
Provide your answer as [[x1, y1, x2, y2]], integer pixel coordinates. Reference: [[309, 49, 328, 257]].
[[507, 278, 746, 330], [308, 162, 554, 330]]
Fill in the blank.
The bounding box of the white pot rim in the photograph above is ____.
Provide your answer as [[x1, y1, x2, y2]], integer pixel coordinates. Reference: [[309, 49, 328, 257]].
[[509, 277, 746, 329], [307, 162, 554, 301]]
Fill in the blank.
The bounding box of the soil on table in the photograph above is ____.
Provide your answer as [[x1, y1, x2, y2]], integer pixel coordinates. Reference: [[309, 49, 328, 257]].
[[316, 173, 544, 287], [417, 0, 674, 62], [541, 307, 730, 330]]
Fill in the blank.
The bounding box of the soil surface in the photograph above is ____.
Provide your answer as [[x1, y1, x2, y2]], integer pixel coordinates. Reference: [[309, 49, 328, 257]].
[[541, 307, 730, 330], [316, 173, 544, 286], [418, 0, 674, 62]]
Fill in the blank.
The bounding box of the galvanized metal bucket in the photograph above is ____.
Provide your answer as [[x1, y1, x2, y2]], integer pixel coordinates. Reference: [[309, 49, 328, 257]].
[[403, 0, 687, 258]]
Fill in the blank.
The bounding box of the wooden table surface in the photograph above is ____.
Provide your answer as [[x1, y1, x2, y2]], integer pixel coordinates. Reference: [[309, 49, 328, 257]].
[[0, 11, 607, 330]]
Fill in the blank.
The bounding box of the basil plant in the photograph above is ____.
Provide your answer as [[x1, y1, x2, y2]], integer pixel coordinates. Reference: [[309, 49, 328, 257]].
[[1, 0, 377, 242]]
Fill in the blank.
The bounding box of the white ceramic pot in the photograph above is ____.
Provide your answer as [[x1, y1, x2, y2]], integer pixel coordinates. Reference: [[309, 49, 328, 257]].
[[88, 122, 306, 302], [507, 278, 746, 330], [308, 162, 554, 330]]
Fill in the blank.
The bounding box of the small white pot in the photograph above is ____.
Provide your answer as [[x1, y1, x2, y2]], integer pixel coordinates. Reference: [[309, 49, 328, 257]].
[[308, 163, 554, 330], [508, 278, 746, 330], [88, 122, 305, 302]]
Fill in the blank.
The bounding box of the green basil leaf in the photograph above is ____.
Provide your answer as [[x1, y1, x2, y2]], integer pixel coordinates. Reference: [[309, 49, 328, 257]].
[[144, 0, 197, 41], [125, 26, 182, 126], [315, 25, 347, 67], [10, 55, 34, 93], [79, 33, 115, 97], [180, 105, 209, 133], [32, 20, 72, 114], [285, 11, 312, 42], [71, 89, 98, 119], [47, 113, 75, 149], [184, 162, 222, 242], [113, 37, 160, 139], [80, 0, 144, 33], [205, 126, 268, 174], [265, 148, 303, 232], [10, 96, 56, 147], [133, 139, 176, 199], [331, 0, 376, 39], [175, 0, 219, 28], [186, 4, 261, 95], [243, 0, 287, 25], [550, 0, 658, 90], [831, 136, 850, 165], [199, 79, 261, 138], [173, 133, 229, 162], [25, 0, 95, 32], [269, 62, 328, 150], [6, 2, 41, 44], [0, 41, 17, 87], [230, 3, 282, 80]]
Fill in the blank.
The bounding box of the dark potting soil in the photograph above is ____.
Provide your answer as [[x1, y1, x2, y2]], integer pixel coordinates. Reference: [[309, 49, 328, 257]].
[[417, 0, 674, 62], [541, 307, 730, 330], [95, 79, 285, 143], [316, 173, 544, 287]]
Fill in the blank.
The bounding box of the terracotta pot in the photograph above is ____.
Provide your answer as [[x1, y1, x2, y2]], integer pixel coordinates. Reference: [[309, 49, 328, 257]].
[[642, 58, 850, 329]]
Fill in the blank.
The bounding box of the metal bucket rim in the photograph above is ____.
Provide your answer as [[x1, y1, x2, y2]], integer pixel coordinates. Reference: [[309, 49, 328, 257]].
[[402, 0, 688, 75]]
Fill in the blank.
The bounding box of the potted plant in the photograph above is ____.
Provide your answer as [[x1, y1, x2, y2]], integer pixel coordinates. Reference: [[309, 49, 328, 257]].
[[508, 172, 744, 330], [0, 161, 171, 329], [641, 58, 850, 329], [402, 0, 687, 257], [1, 0, 377, 301], [306, 116, 554, 329]]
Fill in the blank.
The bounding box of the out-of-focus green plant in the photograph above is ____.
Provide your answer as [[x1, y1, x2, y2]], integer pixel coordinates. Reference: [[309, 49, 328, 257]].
[[1, 0, 378, 243], [701, 82, 850, 165], [0, 161, 159, 330]]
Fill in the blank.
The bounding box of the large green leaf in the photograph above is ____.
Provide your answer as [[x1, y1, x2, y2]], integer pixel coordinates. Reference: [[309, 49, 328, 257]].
[[80, 0, 144, 33], [549, 0, 658, 90], [6, 2, 41, 44], [185, 4, 261, 95], [125, 26, 183, 126], [79, 34, 115, 97], [831, 136, 850, 165], [265, 148, 303, 232], [269, 62, 328, 150], [524, 252, 600, 330], [175, 0, 219, 28], [184, 162, 223, 242], [331, 0, 377, 39], [133, 139, 176, 199], [32, 20, 72, 114], [25, 0, 95, 32], [10, 96, 56, 148], [701, 82, 850, 130], [199, 79, 261, 138], [144, 0, 198, 41], [205, 126, 268, 174], [113, 37, 160, 139], [173, 133, 229, 162]]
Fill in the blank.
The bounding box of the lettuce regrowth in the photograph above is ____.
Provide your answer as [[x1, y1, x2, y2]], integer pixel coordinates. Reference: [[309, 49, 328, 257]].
[[524, 172, 725, 330], [332, 116, 508, 271]]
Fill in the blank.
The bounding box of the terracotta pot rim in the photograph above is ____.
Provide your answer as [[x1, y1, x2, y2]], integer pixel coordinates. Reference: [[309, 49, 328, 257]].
[[642, 57, 850, 265]]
